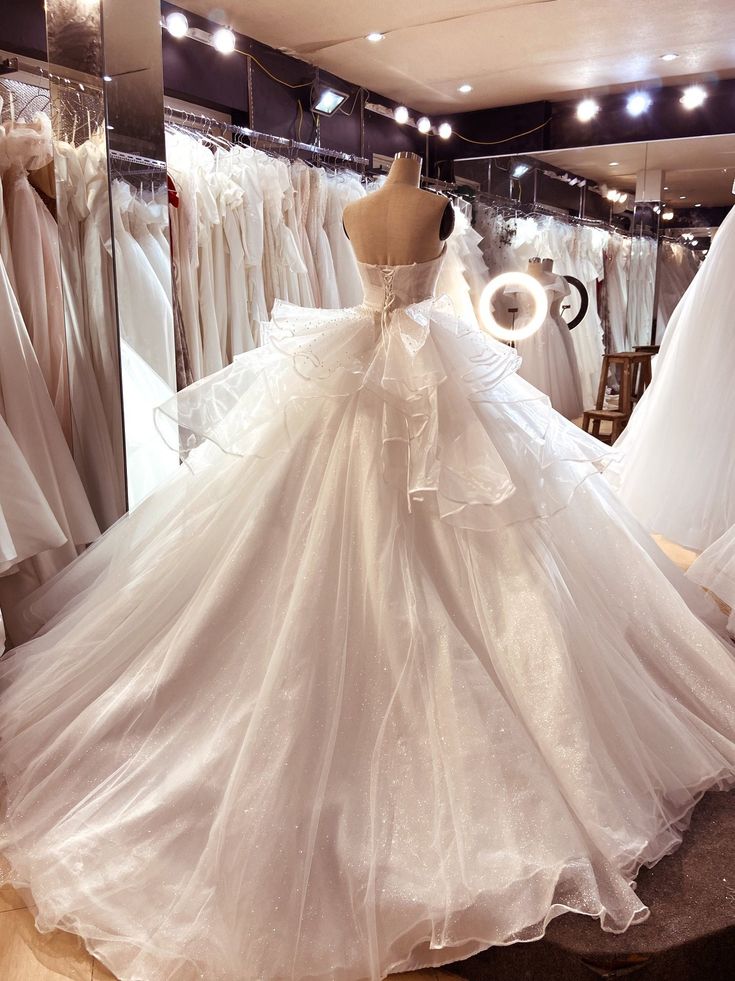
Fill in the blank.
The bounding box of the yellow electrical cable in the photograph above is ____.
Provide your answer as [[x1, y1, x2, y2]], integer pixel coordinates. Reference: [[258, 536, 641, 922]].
[[233, 46, 551, 148], [235, 49, 313, 89], [445, 118, 552, 145]]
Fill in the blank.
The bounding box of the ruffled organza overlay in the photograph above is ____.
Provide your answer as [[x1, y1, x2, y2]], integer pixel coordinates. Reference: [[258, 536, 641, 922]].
[[1, 255, 734, 981]]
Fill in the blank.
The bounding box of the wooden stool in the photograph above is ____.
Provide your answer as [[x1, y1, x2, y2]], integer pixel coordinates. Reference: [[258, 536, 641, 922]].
[[581, 409, 629, 444], [595, 351, 652, 415]]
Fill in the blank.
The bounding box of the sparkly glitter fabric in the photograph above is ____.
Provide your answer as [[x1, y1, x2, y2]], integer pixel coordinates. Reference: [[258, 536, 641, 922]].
[[1, 252, 735, 981]]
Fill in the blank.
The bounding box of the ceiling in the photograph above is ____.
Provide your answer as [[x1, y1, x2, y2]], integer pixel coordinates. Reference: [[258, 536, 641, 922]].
[[180, 1, 735, 113], [513, 135, 735, 207]]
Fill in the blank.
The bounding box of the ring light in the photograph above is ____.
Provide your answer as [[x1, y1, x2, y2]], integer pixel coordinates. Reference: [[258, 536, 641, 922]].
[[479, 272, 549, 342]]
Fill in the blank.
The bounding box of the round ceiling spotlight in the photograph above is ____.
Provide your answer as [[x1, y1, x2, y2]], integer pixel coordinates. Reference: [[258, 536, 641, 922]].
[[213, 27, 236, 54], [576, 99, 599, 122], [626, 91, 652, 117], [417, 116, 432, 134], [366, 32, 385, 42], [660, 52, 679, 62], [479, 273, 549, 342], [393, 105, 409, 125], [679, 195, 687, 199], [458, 83, 473, 93], [680, 85, 707, 110], [609, 161, 620, 167], [438, 122, 452, 139], [165, 12, 189, 38]]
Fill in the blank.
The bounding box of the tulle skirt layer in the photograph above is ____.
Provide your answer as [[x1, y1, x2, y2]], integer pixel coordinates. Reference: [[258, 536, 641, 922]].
[[1, 300, 734, 981]]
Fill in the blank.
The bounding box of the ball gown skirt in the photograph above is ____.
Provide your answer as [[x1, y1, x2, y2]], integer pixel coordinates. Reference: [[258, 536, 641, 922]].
[[1, 253, 734, 981], [607, 204, 735, 551]]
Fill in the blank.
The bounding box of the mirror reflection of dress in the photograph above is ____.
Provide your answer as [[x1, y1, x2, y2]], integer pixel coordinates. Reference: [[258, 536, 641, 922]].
[[0, 240, 733, 981]]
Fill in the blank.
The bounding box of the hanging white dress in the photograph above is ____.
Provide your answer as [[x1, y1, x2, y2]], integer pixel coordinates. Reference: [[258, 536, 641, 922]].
[[307, 167, 340, 309], [1, 247, 733, 981], [2, 118, 72, 444], [324, 173, 365, 308], [604, 234, 630, 352], [0, 236, 99, 635], [608, 205, 735, 550], [566, 225, 606, 409], [0, 413, 66, 577], [515, 274, 585, 420]]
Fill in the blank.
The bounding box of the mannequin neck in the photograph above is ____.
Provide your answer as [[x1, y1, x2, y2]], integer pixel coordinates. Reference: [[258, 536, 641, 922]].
[[386, 157, 422, 187]]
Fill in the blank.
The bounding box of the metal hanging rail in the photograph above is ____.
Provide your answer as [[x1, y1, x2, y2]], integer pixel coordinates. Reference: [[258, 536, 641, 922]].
[[164, 103, 369, 167]]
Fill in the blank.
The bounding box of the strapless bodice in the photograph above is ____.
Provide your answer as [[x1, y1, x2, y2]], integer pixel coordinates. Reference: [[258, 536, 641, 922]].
[[357, 250, 445, 311]]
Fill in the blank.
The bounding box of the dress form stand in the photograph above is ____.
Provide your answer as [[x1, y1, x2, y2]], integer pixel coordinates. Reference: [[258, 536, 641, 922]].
[[343, 152, 454, 266]]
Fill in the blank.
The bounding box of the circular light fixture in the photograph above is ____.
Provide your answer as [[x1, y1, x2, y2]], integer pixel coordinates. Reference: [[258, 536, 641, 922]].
[[660, 52, 679, 62], [393, 105, 409, 124], [680, 85, 706, 110], [691, 239, 699, 246], [679, 195, 687, 199], [103, 74, 113, 82], [576, 98, 599, 122], [609, 161, 620, 167], [662, 210, 674, 220], [366, 32, 385, 42], [663, 185, 669, 190], [417, 116, 432, 134], [627, 91, 652, 117], [479, 273, 549, 342], [695, 202, 702, 207], [438, 122, 452, 139], [458, 83, 473, 93], [213, 27, 236, 54], [165, 12, 189, 38]]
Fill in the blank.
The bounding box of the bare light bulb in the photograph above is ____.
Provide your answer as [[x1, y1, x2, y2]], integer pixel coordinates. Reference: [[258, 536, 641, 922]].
[[213, 27, 236, 54], [417, 116, 432, 134], [438, 122, 452, 139], [394, 106, 409, 125], [165, 12, 189, 38]]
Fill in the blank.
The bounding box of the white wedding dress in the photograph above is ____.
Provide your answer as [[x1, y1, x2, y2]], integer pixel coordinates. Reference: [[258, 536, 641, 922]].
[[608, 205, 735, 550], [689, 523, 735, 634], [1, 249, 734, 981]]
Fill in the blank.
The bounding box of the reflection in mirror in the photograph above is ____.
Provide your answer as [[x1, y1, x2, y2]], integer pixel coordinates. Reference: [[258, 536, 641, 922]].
[[454, 135, 734, 432], [0, 55, 104, 641]]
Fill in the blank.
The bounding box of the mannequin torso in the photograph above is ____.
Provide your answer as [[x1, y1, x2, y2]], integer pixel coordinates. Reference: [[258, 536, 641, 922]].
[[343, 154, 454, 266]]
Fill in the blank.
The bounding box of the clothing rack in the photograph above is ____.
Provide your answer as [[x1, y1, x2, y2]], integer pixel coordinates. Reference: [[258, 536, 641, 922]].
[[164, 103, 369, 169], [475, 192, 632, 236]]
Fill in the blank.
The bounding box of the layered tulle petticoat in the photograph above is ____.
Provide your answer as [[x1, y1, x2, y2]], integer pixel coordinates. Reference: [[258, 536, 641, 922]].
[[1, 254, 734, 981]]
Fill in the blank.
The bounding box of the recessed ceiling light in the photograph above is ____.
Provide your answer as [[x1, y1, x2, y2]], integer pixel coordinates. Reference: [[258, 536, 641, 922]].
[[660, 52, 679, 61], [458, 83, 473, 93], [679, 195, 687, 199], [609, 161, 620, 167], [695, 202, 702, 207], [366, 32, 385, 42], [576, 99, 599, 122], [512, 163, 530, 178], [663, 185, 669, 190]]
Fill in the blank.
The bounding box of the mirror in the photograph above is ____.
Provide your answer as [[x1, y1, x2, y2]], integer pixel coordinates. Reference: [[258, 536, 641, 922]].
[[454, 135, 734, 416]]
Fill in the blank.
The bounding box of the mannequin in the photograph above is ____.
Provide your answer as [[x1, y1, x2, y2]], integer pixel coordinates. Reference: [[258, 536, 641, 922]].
[[343, 151, 454, 266], [527, 257, 567, 325], [514, 256, 584, 419]]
